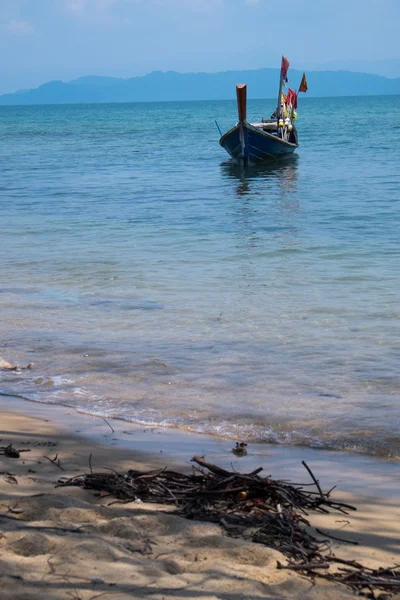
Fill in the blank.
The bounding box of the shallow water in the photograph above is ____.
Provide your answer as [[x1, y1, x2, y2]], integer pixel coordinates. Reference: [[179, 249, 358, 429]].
[[1, 96, 400, 458]]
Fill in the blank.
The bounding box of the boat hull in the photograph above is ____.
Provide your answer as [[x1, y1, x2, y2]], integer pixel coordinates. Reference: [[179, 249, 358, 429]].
[[220, 121, 298, 164]]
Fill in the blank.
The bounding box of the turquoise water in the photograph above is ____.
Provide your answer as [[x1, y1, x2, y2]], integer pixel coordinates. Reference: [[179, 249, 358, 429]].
[[1, 96, 400, 458]]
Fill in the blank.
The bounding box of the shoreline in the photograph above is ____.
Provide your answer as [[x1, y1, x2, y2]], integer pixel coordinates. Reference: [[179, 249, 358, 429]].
[[1, 398, 400, 598], [2, 383, 399, 463], [1, 393, 400, 500]]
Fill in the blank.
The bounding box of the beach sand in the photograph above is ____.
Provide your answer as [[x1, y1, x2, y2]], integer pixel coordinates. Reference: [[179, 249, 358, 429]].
[[0, 402, 400, 599]]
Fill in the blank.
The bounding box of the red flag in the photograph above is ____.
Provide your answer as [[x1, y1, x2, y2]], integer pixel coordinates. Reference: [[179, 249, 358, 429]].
[[287, 88, 297, 109], [299, 72, 308, 93], [281, 56, 290, 81]]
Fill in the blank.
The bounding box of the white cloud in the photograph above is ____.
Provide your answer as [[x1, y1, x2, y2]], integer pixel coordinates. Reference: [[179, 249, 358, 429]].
[[5, 19, 36, 36]]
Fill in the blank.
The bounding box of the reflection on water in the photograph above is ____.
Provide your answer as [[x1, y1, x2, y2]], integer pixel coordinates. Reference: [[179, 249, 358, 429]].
[[222, 155, 300, 251], [221, 155, 299, 197], [219, 158, 302, 312]]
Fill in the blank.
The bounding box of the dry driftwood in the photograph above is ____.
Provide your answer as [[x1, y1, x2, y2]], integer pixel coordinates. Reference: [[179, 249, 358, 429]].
[[57, 456, 399, 598]]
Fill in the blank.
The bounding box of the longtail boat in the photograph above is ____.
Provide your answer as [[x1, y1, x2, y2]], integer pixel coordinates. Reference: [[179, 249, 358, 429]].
[[219, 57, 307, 165]]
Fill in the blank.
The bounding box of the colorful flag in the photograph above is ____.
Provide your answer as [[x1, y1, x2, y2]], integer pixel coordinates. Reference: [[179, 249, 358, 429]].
[[299, 73, 308, 93], [281, 91, 287, 104], [287, 88, 298, 109], [281, 56, 290, 81]]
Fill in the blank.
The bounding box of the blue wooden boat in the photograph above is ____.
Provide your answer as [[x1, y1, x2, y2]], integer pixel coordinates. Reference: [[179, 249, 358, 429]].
[[220, 119, 298, 164], [219, 57, 303, 166]]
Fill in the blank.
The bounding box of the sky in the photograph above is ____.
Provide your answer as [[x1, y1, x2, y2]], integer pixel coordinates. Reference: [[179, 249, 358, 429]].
[[1, 0, 399, 94]]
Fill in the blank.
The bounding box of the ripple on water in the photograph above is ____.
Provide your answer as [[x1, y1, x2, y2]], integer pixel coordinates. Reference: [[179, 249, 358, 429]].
[[1, 96, 400, 459]]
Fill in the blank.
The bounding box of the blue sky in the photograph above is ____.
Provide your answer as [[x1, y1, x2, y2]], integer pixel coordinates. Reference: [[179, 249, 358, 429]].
[[1, 0, 399, 93]]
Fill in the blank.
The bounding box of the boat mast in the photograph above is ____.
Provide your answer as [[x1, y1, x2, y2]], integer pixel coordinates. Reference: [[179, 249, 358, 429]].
[[276, 55, 284, 127]]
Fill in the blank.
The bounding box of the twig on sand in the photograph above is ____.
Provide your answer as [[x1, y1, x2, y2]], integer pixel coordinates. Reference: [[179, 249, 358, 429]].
[[277, 560, 330, 571], [43, 453, 65, 471], [191, 456, 231, 477], [316, 528, 359, 545], [102, 418, 114, 434], [302, 460, 324, 498]]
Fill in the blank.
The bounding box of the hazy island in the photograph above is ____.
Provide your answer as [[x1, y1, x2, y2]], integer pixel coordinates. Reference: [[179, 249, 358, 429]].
[[0, 67, 399, 105]]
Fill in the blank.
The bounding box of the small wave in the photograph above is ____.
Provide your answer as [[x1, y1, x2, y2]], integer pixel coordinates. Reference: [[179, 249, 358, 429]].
[[2, 388, 398, 461]]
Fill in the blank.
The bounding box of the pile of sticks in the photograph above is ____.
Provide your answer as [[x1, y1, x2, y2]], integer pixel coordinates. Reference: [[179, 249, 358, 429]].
[[58, 456, 399, 598]]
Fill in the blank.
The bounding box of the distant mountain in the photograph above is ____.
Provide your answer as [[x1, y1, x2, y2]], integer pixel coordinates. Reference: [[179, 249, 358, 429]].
[[0, 68, 399, 105], [301, 58, 400, 79]]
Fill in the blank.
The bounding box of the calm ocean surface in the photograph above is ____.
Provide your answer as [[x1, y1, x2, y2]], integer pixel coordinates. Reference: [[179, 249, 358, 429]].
[[1, 96, 400, 458]]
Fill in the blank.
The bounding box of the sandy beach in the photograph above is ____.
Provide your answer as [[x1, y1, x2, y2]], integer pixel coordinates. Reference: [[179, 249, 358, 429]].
[[0, 399, 399, 599]]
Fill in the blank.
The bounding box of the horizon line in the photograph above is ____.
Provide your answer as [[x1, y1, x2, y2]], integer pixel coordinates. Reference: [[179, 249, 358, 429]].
[[1, 92, 399, 109]]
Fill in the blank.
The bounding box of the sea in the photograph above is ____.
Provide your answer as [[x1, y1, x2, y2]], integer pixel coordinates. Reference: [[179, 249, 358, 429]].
[[1, 95, 400, 460]]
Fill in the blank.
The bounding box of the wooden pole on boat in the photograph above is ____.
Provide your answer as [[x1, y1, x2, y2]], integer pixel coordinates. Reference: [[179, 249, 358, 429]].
[[236, 84, 247, 122], [236, 84, 248, 166]]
